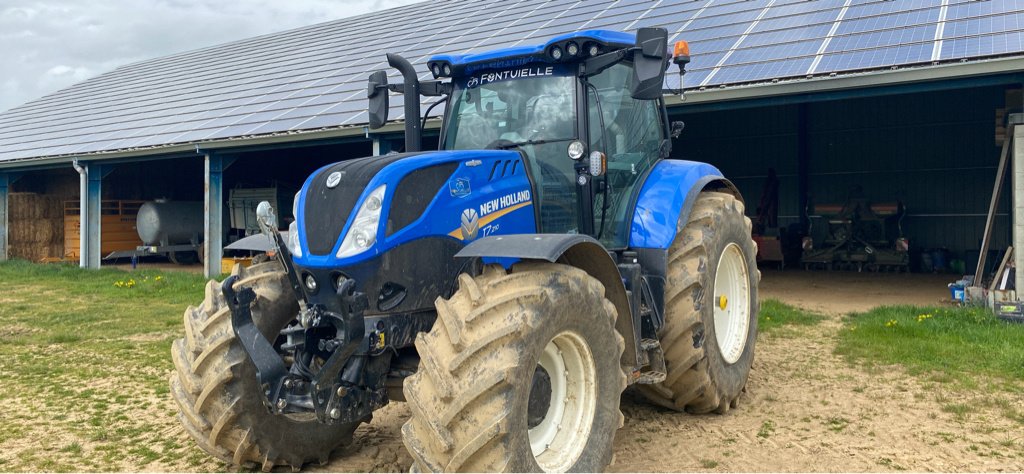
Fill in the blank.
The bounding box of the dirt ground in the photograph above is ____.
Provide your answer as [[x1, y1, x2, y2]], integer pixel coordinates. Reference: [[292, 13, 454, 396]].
[[758, 268, 956, 315], [299, 269, 1023, 472]]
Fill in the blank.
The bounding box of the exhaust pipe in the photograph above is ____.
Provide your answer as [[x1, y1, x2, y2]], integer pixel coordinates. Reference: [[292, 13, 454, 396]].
[[386, 53, 422, 152]]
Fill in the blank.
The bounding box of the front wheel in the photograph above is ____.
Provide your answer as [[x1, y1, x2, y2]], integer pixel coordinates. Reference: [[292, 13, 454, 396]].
[[169, 261, 359, 470], [402, 262, 626, 472]]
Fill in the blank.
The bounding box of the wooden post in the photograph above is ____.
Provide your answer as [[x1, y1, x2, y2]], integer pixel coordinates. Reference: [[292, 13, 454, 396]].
[[975, 124, 1014, 283]]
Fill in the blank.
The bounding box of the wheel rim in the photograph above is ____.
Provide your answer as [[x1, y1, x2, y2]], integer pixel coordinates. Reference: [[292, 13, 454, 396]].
[[713, 242, 751, 364], [528, 331, 597, 472]]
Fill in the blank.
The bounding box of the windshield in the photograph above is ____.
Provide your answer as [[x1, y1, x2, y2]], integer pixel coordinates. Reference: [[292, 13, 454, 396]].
[[444, 66, 581, 233], [444, 67, 576, 149]]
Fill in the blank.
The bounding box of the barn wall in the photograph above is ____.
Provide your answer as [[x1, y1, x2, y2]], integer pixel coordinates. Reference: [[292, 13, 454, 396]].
[[671, 84, 1012, 267]]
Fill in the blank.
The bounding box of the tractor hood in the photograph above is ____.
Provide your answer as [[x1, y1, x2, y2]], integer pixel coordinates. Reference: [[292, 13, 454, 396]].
[[292, 149, 537, 268]]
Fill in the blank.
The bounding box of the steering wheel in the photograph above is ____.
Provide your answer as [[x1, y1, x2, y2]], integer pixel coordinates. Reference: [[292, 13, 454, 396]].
[[485, 139, 515, 150]]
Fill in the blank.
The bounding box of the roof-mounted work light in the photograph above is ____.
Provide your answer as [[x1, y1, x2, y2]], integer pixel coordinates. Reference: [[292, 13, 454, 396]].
[[566, 41, 580, 57], [550, 45, 563, 60]]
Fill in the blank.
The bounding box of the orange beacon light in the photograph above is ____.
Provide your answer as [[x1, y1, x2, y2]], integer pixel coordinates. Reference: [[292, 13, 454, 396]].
[[673, 40, 691, 67]]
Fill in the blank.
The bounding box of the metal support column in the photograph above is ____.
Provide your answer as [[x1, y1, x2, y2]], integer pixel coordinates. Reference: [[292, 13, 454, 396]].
[[204, 153, 236, 278], [0, 174, 9, 262], [1013, 124, 1024, 294], [82, 163, 112, 269], [373, 137, 393, 156], [205, 153, 224, 278], [797, 103, 810, 233]]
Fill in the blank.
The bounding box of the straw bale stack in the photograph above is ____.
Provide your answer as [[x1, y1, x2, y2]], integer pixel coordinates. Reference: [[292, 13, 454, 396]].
[[7, 192, 65, 261]]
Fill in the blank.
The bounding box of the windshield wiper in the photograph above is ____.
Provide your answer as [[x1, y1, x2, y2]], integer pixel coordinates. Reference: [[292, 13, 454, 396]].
[[494, 137, 574, 150]]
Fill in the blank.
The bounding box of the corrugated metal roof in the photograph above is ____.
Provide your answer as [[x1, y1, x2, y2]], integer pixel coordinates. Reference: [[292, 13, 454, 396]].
[[2, 0, 1023, 164]]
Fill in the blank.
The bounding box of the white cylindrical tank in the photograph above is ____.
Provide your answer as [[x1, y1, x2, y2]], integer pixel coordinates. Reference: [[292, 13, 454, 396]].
[[136, 201, 204, 245]]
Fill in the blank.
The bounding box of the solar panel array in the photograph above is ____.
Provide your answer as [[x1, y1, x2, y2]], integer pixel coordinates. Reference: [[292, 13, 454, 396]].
[[2, 0, 1023, 163]]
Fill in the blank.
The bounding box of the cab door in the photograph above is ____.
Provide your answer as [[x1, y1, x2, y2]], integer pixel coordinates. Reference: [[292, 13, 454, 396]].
[[585, 62, 666, 248]]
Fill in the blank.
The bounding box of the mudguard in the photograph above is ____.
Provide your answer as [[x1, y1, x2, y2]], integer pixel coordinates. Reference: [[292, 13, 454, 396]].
[[629, 159, 741, 249]]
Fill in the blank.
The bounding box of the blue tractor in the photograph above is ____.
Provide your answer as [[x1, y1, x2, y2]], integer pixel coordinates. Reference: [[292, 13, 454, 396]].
[[171, 27, 759, 472]]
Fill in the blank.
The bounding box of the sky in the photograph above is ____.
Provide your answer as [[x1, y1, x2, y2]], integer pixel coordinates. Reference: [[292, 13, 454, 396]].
[[0, 0, 423, 113]]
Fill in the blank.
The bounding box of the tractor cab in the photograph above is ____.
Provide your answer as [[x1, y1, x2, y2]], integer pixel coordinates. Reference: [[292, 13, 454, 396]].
[[370, 29, 681, 248]]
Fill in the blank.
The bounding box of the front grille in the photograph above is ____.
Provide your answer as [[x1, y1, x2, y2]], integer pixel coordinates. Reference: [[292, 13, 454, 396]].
[[387, 162, 458, 236], [303, 153, 418, 255]]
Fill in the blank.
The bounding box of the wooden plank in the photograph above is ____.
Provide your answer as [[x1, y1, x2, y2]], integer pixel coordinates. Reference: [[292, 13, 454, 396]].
[[976, 128, 1013, 283], [63, 199, 143, 258], [990, 247, 1013, 291]]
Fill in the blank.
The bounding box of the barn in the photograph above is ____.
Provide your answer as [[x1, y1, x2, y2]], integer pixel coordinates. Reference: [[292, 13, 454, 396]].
[[1, 0, 1022, 288]]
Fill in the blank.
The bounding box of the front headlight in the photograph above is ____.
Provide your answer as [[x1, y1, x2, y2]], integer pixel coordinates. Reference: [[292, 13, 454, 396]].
[[287, 221, 302, 257], [336, 184, 386, 259], [287, 191, 303, 257]]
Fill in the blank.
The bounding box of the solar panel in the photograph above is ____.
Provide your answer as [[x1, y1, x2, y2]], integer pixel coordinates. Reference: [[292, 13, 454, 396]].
[[3, 0, 1024, 163]]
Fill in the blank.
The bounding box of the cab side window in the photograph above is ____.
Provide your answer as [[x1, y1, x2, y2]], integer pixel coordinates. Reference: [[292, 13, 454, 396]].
[[587, 62, 665, 247]]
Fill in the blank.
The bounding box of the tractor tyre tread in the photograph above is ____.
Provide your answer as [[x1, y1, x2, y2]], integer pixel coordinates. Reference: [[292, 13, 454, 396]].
[[170, 261, 358, 470], [636, 192, 760, 414], [402, 262, 626, 472]]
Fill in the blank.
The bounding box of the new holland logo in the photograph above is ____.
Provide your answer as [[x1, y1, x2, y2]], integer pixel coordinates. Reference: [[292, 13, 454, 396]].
[[326, 171, 343, 189], [460, 208, 480, 240]]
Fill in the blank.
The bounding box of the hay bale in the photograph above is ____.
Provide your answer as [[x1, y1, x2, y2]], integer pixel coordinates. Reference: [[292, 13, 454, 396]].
[[8, 219, 31, 244], [46, 196, 63, 220], [49, 242, 66, 259], [9, 243, 47, 262], [48, 217, 63, 244], [8, 219, 57, 244], [9, 193, 45, 220], [8, 193, 64, 219]]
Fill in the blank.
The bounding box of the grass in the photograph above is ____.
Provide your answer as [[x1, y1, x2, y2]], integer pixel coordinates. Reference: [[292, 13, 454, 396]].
[[759, 299, 824, 335], [824, 416, 850, 433], [0, 259, 220, 471], [877, 457, 906, 471], [835, 305, 1024, 389]]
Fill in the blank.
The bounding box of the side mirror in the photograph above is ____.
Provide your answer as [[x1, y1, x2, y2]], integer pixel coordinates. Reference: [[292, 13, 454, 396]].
[[631, 27, 669, 100], [637, 27, 668, 58], [367, 70, 389, 129]]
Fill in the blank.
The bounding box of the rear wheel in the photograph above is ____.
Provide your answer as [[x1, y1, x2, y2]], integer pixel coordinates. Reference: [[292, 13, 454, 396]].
[[402, 262, 626, 472], [169, 261, 359, 470], [637, 191, 760, 413]]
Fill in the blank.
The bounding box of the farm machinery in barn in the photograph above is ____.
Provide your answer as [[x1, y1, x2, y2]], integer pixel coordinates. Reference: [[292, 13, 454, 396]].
[[170, 28, 759, 472], [801, 187, 909, 272]]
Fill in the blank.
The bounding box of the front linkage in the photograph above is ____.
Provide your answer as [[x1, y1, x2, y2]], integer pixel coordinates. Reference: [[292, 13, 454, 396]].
[[220, 216, 387, 425]]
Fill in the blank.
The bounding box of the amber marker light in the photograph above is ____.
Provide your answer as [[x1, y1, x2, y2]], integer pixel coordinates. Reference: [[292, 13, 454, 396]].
[[673, 40, 691, 66]]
